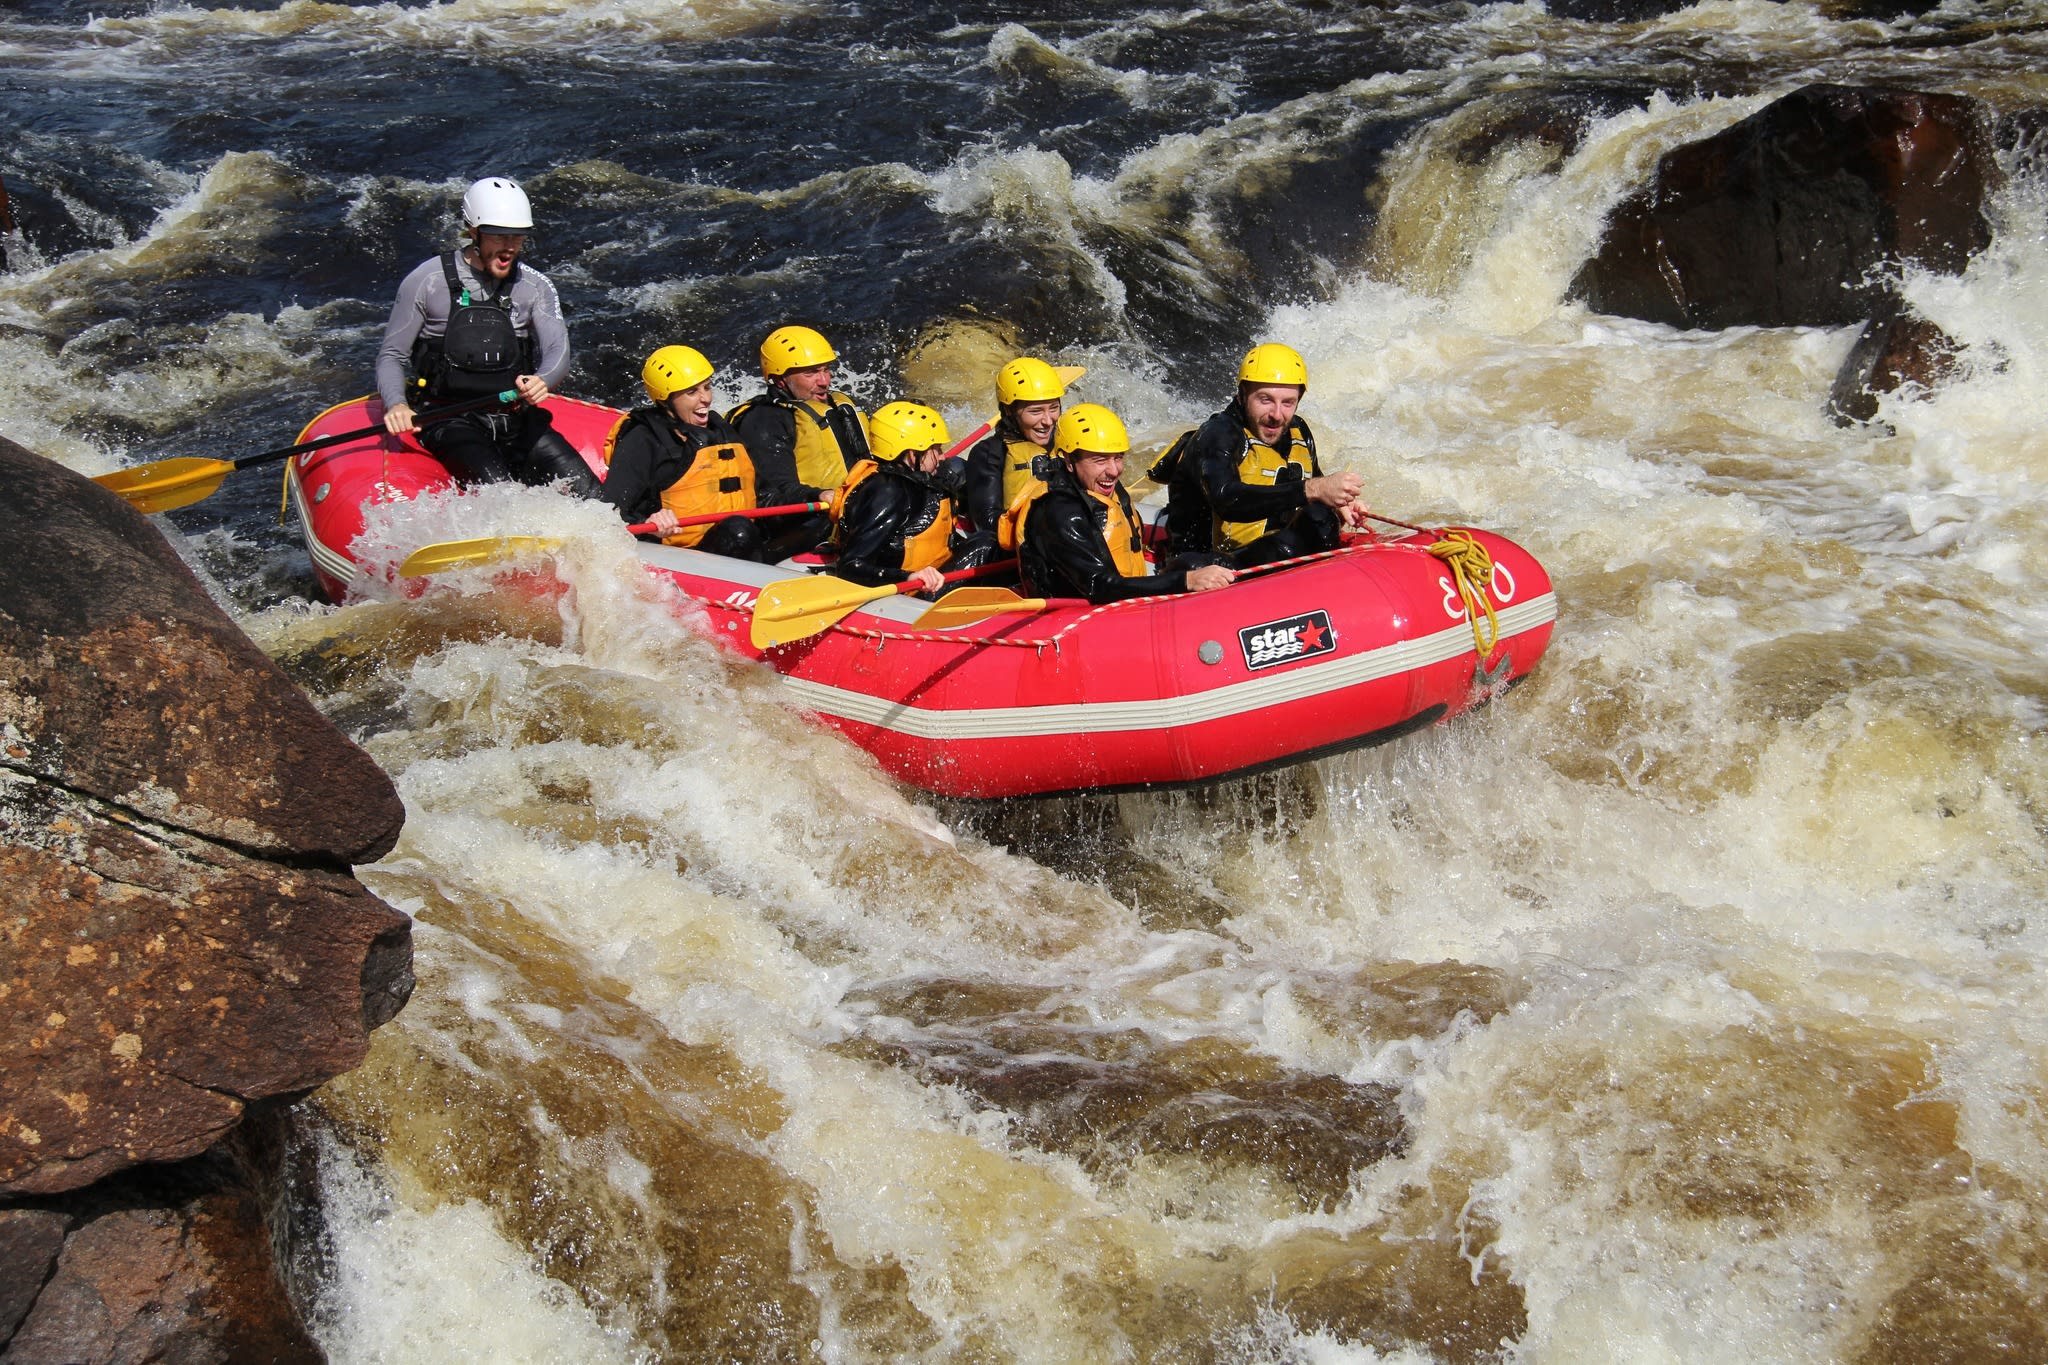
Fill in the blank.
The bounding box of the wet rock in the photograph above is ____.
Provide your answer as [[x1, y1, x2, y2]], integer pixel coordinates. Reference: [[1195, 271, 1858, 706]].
[[1573, 84, 1998, 330], [0, 436, 403, 861], [1, 1139, 319, 1363], [0, 1208, 72, 1343], [0, 434, 413, 1198], [841, 992, 1408, 1214], [1826, 301, 1966, 426]]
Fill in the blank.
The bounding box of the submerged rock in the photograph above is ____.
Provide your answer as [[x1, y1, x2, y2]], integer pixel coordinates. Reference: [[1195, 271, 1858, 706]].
[[1573, 84, 1998, 330], [1826, 301, 1968, 426], [0, 434, 413, 1356]]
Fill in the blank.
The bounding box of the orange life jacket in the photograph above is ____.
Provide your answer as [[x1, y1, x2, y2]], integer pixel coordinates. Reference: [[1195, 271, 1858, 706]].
[[602, 415, 756, 548]]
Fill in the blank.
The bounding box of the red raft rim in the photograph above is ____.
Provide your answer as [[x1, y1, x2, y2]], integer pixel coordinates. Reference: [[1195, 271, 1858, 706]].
[[287, 394, 1561, 800]]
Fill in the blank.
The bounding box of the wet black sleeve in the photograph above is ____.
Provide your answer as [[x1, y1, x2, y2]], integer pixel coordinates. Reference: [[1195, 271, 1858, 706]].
[[834, 476, 916, 586], [1190, 416, 1308, 525], [732, 403, 819, 505], [1022, 484, 1188, 604], [960, 435, 1006, 531], [933, 454, 970, 499], [600, 424, 663, 527]]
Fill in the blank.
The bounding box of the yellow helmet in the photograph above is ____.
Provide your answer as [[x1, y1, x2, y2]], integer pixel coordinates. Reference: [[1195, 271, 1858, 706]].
[[1052, 403, 1130, 458], [995, 356, 1066, 406], [642, 345, 715, 402], [868, 401, 951, 461], [1238, 342, 1308, 392], [760, 324, 837, 377]]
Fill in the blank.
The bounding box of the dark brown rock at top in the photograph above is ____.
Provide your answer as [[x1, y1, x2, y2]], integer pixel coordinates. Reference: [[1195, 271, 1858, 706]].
[[0, 1138, 319, 1364], [1826, 301, 1967, 425], [1573, 85, 1999, 330], [0, 435, 414, 1198], [0, 434, 403, 864]]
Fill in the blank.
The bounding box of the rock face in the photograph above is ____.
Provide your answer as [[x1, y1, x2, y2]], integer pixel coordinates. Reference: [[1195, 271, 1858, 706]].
[[0, 433, 414, 1357], [2, 1132, 320, 1365], [1573, 85, 1998, 330]]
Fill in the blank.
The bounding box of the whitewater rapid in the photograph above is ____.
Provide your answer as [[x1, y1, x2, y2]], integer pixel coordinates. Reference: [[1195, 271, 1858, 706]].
[[6, 0, 2048, 1358]]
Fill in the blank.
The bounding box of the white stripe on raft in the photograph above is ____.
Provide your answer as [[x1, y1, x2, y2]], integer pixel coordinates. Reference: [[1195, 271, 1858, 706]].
[[776, 592, 1559, 741], [289, 465, 365, 587]]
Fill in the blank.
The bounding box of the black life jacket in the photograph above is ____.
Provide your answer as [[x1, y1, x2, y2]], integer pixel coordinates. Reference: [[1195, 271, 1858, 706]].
[[412, 252, 531, 402]]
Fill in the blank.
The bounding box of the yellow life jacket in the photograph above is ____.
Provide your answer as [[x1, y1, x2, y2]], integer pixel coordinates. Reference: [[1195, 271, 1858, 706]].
[[999, 437, 1049, 509], [730, 390, 868, 491], [1000, 475, 1148, 577], [832, 459, 954, 573], [599, 414, 755, 549], [1217, 419, 1317, 550]]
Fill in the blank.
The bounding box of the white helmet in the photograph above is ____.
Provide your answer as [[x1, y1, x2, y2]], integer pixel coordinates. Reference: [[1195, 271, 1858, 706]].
[[461, 177, 533, 234]]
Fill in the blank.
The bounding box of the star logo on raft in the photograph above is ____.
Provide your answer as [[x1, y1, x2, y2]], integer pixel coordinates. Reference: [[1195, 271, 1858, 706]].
[[1237, 609, 1339, 671]]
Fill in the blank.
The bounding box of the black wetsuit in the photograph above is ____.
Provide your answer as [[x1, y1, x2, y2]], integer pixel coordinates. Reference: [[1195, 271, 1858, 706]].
[[1019, 462, 1190, 604], [834, 458, 998, 587], [1160, 401, 1339, 568]]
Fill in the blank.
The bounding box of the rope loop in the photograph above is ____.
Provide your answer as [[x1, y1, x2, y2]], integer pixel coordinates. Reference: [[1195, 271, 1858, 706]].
[[1428, 529, 1500, 660]]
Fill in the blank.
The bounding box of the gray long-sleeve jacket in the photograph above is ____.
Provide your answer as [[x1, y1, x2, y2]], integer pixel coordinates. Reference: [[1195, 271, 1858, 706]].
[[374, 252, 571, 410]]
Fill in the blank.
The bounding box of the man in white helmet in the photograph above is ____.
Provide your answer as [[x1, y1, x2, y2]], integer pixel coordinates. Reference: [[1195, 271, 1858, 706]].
[[373, 176, 597, 495]]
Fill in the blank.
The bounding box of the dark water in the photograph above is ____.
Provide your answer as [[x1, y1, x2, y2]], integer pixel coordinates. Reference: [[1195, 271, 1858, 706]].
[[7, 0, 2048, 1359]]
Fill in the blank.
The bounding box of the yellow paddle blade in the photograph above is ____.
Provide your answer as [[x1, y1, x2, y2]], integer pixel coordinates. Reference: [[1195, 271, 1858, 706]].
[[914, 586, 1046, 628], [749, 574, 897, 649], [91, 456, 233, 515], [398, 535, 566, 577], [1054, 364, 1086, 385]]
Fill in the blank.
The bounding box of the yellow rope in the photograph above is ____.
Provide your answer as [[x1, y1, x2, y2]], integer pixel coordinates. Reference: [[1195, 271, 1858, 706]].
[[1428, 529, 1499, 659], [277, 461, 292, 526]]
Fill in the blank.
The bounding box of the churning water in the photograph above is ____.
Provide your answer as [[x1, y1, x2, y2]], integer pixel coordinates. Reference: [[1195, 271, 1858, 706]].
[[6, 0, 2048, 1358]]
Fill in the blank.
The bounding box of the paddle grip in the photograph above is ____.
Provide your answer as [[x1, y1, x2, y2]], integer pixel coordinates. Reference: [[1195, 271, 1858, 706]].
[[242, 389, 519, 471]]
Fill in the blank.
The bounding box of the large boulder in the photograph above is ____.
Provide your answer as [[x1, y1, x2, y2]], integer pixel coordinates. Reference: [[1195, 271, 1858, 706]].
[[1573, 84, 1998, 329], [0, 432, 412, 1198]]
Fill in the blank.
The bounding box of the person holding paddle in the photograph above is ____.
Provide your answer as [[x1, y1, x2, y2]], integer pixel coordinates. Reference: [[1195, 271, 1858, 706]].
[[600, 344, 770, 559], [1150, 343, 1365, 569], [960, 356, 1067, 533], [374, 177, 598, 496], [1003, 404, 1234, 604], [830, 402, 998, 593]]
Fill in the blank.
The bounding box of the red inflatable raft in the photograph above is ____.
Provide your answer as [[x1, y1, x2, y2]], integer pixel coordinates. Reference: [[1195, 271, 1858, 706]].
[[287, 395, 1558, 799]]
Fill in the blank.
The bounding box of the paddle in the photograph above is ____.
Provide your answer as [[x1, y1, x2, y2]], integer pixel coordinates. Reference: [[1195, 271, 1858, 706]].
[[397, 522, 658, 576], [936, 364, 1088, 461], [92, 389, 519, 515], [750, 560, 1017, 649], [395, 500, 827, 577], [912, 586, 1086, 627]]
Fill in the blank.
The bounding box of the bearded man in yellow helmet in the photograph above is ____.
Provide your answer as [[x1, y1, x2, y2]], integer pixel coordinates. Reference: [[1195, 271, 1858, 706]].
[[1004, 404, 1234, 604], [1153, 343, 1365, 568], [830, 402, 997, 592], [600, 344, 769, 560], [961, 356, 1067, 532]]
